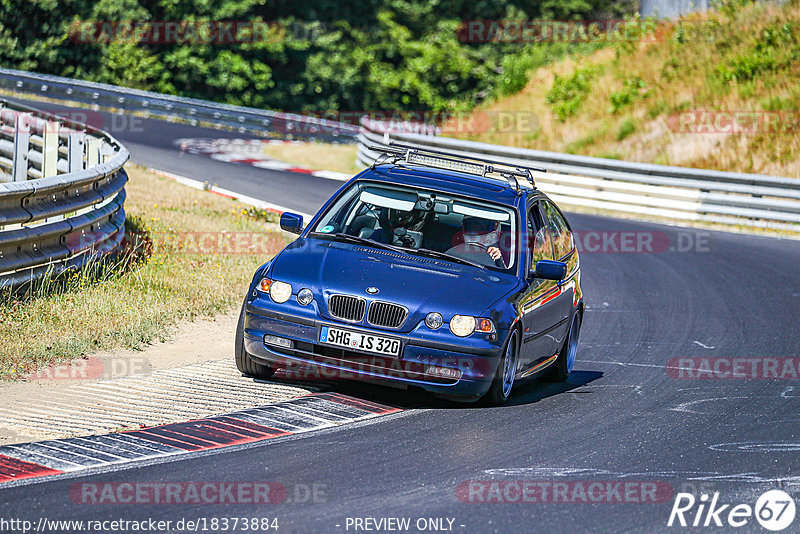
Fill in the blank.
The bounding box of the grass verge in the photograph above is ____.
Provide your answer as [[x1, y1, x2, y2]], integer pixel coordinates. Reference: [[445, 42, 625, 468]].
[[0, 165, 290, 380], [261, 141, 362, 175]]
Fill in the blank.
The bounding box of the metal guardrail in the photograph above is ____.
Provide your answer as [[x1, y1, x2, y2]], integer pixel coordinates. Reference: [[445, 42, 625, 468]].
[[0, 68, 359, 141], [358, 117, 800, 231], [0, 98, 128, 288]]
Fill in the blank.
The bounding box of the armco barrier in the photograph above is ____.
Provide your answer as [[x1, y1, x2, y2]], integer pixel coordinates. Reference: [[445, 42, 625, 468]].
[[358, 117, 800, 231], [0, 98, 128, 288], [0, 68, 359, 141]]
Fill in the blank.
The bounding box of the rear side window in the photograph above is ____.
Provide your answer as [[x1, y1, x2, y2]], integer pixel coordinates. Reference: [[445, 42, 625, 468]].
[[542, 201, 574, 260]]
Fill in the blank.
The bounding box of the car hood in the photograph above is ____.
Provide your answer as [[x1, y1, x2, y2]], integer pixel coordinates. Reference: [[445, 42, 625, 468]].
[[269, 237, 519, 330]]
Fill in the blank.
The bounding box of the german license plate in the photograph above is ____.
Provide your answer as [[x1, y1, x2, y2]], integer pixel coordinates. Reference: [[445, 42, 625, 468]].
[[320, 326, 401, 356]]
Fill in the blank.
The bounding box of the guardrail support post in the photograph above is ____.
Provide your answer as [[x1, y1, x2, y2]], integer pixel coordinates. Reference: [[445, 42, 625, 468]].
[[86, 138, 101, 168], [41, 120, 59, 178], [68, 132, 86, 172], [12, 113, 30, 182]]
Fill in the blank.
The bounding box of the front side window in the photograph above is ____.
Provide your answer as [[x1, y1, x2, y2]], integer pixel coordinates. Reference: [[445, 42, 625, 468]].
[[528, 204, 553, 271], [311, 182, 518, 273], [542, 201, 574, 260]]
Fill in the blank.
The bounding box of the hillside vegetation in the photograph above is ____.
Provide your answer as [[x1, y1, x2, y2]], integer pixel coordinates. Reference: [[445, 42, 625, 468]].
[[0, 0, 631, 115], [451, 0, 800, 178]]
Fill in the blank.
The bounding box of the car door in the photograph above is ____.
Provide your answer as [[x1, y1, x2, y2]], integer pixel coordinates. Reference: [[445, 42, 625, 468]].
[[540, 199, 578, 350], [517, 201, 564, 372]]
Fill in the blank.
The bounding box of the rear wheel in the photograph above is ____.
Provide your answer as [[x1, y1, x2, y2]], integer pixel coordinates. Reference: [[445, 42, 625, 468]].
[[545, 311, 581, 382], [481, 329, 520, 406], [235, 299, 276, 379]]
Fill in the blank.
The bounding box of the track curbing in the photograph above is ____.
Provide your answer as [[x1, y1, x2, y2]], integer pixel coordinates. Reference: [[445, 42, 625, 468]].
[[0, 393, 400, 485]]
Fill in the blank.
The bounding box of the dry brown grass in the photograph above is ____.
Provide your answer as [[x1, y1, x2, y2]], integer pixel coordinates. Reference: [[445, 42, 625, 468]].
[[261, 142, 363, 175], [0, 165, 289, 379]]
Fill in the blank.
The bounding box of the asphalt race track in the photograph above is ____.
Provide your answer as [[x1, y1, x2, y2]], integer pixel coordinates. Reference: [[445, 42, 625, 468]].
[[3, 96, 343, 215], [2, 98, 799, 533]]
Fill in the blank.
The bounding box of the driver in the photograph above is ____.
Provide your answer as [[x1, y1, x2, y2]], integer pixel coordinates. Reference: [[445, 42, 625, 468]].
[[462, 217, 505, 267]]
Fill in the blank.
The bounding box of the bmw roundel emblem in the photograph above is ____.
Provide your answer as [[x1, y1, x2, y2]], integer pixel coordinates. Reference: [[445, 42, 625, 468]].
[[366, 287, 379, 295]]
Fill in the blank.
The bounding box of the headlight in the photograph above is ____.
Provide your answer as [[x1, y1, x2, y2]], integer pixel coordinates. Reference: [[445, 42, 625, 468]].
[[269, 281, 292, 303], [425, 312, 443, 330], [449, 315, 476, 337], [257, 278, 292, 303], [297, 288, 314, 306]]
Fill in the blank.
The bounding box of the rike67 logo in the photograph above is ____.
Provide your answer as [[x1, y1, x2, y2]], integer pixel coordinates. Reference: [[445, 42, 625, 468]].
[[668, 490, 796, 531]]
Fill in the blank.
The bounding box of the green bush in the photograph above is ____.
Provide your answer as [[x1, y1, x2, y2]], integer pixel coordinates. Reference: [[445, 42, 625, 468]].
[[615, 118, 636, 140], [716, 23, 797, 83], [646, 100, 669, 119], [546, 66, 596, 121], [608, 75, 648, 113], [717, 49, 777, 82]]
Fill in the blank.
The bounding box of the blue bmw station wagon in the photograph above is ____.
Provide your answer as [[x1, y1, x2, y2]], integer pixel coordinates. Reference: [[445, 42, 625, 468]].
[[236, 144, 583, 405]]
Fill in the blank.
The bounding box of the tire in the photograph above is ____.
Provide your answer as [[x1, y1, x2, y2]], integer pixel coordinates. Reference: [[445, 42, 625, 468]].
[[481, 329, 520, 406], [235, 299, 276, 379], [544, 311, 581, 382]]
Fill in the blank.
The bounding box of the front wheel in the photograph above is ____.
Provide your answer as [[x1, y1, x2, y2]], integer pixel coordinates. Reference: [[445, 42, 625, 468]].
[[481, 329, 520, 406], [235, 299, 276, 379], [545, 311, 581, 382]]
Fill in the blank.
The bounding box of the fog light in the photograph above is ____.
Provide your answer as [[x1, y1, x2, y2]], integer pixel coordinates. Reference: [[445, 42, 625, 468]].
[[425, 365, 462, 380], [297, 288, 314, 306], [264, 334, 293, 349], [425, 312, 443, 330]]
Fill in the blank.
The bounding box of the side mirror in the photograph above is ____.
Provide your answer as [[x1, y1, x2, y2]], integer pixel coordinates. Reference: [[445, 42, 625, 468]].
[[532, 259, 567, 281], [280, 212, 304, 235]]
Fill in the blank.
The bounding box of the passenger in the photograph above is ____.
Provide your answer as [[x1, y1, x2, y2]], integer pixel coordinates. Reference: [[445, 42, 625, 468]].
[[371, 208, 428, 247]]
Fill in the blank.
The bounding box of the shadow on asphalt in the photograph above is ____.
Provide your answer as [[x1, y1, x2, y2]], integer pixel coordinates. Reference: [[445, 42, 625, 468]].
[[266, 369, 604, 411]]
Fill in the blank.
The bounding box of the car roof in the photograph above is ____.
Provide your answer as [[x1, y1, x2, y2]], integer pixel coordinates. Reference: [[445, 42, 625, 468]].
[[354, 164, 543, 207]]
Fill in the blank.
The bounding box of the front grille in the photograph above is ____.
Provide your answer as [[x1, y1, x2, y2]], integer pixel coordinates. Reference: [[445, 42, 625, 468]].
[[367, 301, 408, 329], [328, 294, 366, 322]]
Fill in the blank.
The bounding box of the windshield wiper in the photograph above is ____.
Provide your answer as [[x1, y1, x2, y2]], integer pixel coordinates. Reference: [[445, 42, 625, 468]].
[[310, 232, 487, 270], [410, 248, 486, 270], [310, 232, 407, 254]]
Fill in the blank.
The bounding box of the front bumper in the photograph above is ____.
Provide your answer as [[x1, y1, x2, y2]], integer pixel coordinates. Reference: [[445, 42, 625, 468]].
[[243, 298, 504, 400]]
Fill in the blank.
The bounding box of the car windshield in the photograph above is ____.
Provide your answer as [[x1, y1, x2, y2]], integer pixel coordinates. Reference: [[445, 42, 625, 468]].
[[310, 182, 517, 273]]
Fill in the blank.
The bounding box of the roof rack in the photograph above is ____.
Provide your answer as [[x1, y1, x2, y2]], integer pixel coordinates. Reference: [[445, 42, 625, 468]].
[[368, 141, 545, 193]]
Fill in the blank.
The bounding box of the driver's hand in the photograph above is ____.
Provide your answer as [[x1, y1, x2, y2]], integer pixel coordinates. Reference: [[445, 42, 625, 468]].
[[487, 246, 502, 261]]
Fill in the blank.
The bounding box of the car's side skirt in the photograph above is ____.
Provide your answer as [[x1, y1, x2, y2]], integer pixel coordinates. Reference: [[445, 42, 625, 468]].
[[518, 353, 558, 378]]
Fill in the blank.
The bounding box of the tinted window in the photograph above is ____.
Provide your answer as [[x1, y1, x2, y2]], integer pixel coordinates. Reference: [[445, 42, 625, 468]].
[[542, 201, 573, 259], [527, 205, 553, 270]]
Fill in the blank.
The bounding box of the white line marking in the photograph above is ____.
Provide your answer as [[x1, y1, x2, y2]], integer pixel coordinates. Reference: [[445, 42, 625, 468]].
[[580, 359, 690, 371], [148, 167, 313, 219]]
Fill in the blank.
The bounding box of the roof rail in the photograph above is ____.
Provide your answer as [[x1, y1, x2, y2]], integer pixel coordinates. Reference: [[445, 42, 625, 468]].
[[368, 141, 545, 192]]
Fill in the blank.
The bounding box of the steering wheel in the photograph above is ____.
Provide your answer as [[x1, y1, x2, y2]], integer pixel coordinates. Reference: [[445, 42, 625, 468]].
[[445, 242, 492, 263], [446, 243, 507, 268]]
